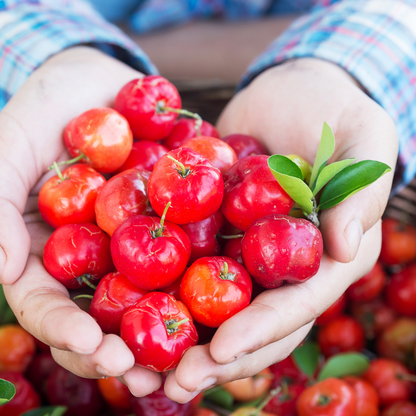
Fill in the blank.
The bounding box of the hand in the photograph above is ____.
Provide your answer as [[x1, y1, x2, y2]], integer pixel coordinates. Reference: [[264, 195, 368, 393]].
[[0, 46, 162, 396], [164, 58, 398, 402]]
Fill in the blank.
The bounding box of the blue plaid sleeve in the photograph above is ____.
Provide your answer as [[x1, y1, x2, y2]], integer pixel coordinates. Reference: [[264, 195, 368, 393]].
[[0, 0, 157, 109], [240, 0, 416, 192]]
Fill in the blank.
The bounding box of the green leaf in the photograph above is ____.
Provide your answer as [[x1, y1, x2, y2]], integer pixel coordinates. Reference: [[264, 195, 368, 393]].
[[312, 159, 355, 196], [292, 343, 320, 377], [268, 155, 314, 214], [204, 387, 234, 410], [0, 378, 16, 405], [318, 160, 391, 211], [309, 122, 335, 189], [317, 353, 370, 381], [22, 406, 68, 416]]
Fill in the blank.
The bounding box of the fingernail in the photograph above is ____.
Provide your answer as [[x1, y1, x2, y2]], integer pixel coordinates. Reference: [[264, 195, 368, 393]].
[[197, 377, 217, 391], [96, 365, 110, 377], [0, 247, 6, 284], [344, 220, 363, 262], [188, 390, 202, 401]]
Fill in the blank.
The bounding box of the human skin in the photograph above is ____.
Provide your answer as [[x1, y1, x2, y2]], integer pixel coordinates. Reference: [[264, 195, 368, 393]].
[[0, 48, 397, 402]]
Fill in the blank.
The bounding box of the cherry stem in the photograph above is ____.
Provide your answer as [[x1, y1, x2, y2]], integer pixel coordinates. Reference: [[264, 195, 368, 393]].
[[317, 394, 332, 406], [167, 155, 190, 178], [152, 202, 171, 238], [80, 275, 97, 290], [72, 294, 94, 301], [48, 153, 85, 171], [306, 197, 320, 228], [397, 373, 416, 383], [253, 387, 281, 416], [158, 104, 202, 136], [165, 318, 189, 334], [51, 161, 65, 182], [217, 233, 244, 240], [220, 262, 236, 281]]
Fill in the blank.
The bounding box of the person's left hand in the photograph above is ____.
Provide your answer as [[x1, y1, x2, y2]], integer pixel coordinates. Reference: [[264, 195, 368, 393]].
[[163, 58, 397, 402]]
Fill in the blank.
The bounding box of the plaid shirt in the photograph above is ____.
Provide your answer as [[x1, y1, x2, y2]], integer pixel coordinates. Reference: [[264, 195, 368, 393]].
[[1, 0, 416, 191]]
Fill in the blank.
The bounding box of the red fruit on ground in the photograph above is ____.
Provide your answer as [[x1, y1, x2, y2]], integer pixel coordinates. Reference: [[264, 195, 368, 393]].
[[114, 75, 181, 141], [379, 218, 416, 266], [181, 136, 238, 175], [222, 155, 293, 231], [264, 383, 305, 416], [317, 315, 365, 357], [222, 133, 268, 159], [89, 272, 149, 335], [180, 256, 252, 328], [43, 223, 113, 289], [163, 118, 220, 150], [64, 107, 133, 173], [0, 324, 35, 372], [386, 263, 416, 316], [363, 358, 412, 407], [38, 163, 106, 228], [297, 378, 357, 416], [381, 401, 416, 416], [343, 376, 379, 416], [111, 214, 191, 290], [116, 140, 168, 173], [242, 214, 323, 289], [0, 371, 40, 416], [97, 376, 132, 411], [148, 148, 224, 224], [347, 261, 386, 303], [121, 292, 198, 372], [95, 168, 154, 236]]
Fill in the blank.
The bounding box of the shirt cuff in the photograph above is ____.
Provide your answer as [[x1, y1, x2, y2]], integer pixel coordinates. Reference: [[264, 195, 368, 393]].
[[240, 0, 416, 193], [0, 2, 157, 108]]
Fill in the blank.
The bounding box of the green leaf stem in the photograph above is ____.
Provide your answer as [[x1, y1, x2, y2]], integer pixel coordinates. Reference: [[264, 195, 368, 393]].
[[268, 155, 314, 214], [309, 122, 335, 190], [317, 353, 369, 381], [0, 378, 16, 406], [318, 160, 391, 211]]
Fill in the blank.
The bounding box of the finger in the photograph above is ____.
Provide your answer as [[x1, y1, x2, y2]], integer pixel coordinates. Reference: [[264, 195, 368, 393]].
[[164, 323, 312, 403], [3, 254, 103, 354], [208, 221, 381, 365], [51, 334, 134, 378], [119, 366, 163, 398], [319, 101, 397, 263]]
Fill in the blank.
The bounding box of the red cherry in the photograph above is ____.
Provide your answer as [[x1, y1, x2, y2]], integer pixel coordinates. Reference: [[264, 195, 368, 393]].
[[180, 256, 252, 328], [315, 293, 347, 326], [381, 401, 416, 416], [43, 223, 113, 289], [180, 209, 226, 264], [343, 376, 379, 416], [222, 133, 268, 159], [379, 218, 416, 266], [347, 261, 386, 303], [95, 168, 154, 236], [114, 75, 181, 141], [148, 148, 224, 224], [89, 272, 149, 335], [181, 136, 237, 175], [38, 164, 106, 228], [111, 213, 191, 290], [163, 118, 219, 150], [242, 214, 323, 288], [121, 292, 198, 372], [64, 107, 133, 173], [317, 315, 365, 357], [222, 155, 293, 231], [386, 263, 416, 316], [116, 140, 168, 173], [0, 372, 40, 416]]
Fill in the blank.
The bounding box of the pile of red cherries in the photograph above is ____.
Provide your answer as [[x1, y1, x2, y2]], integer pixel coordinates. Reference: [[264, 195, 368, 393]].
[[39, 75, 323, 373]]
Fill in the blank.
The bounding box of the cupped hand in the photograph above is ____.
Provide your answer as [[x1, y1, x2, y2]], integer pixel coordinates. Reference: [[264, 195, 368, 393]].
[[0, 46, 162, 395], [164, 58, 398, 402]]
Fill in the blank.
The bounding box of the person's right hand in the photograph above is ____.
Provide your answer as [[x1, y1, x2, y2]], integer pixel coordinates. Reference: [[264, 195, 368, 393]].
[[0, 46, 162, 396]]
